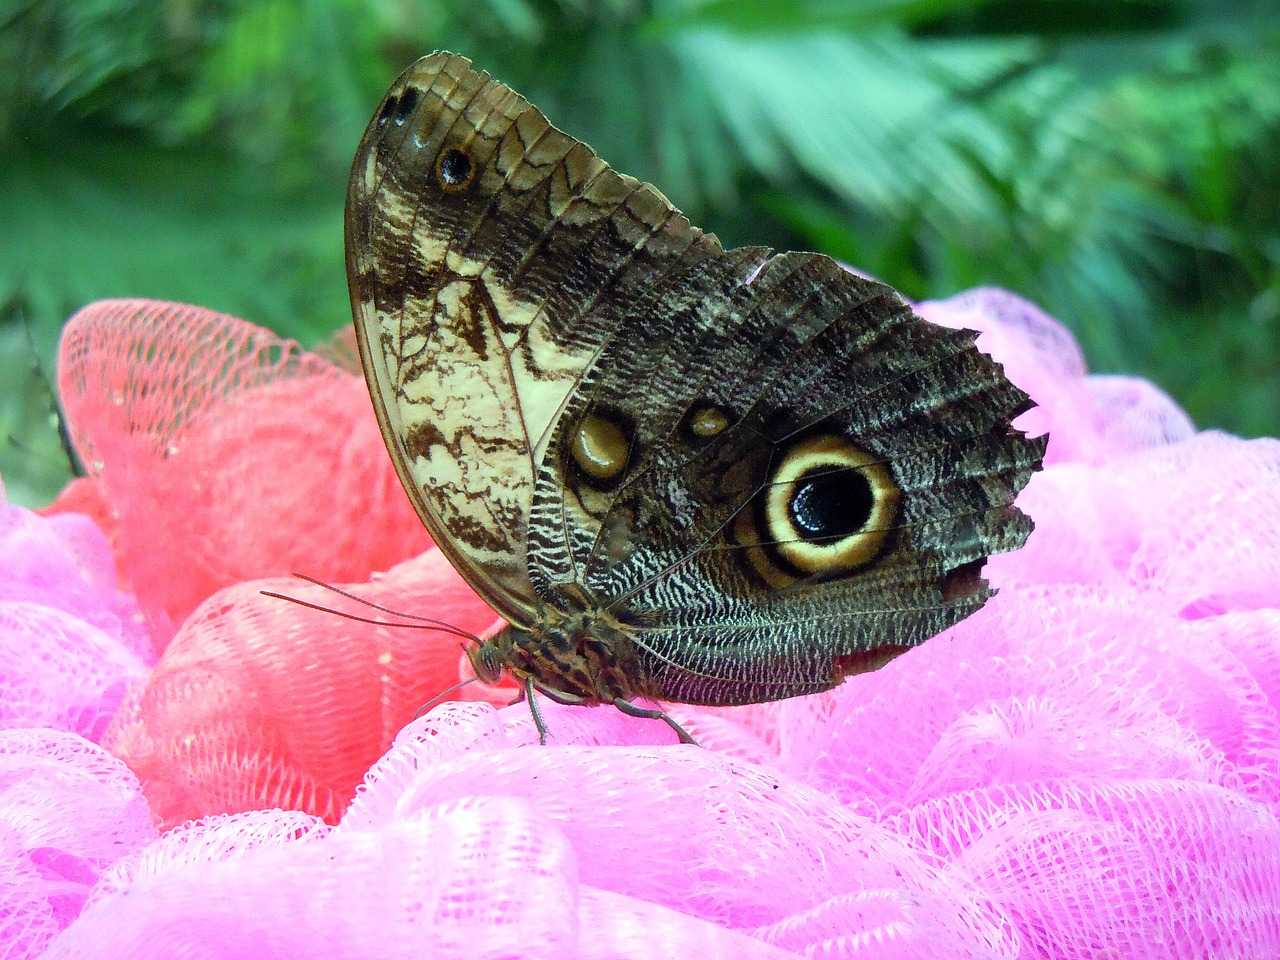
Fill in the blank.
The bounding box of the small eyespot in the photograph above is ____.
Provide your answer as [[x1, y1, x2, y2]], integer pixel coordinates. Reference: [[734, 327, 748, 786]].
[[683, 404, 733, 440], [569, 412, 633, 490], [436, 147, 475, 191], [377, 86, 420, 127]]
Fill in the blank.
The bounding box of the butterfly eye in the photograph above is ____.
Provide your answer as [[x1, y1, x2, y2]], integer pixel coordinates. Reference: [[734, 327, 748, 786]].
[[762, 435, 900, 576], [435, 147, 475, 191], [467, 641, 504, 684]]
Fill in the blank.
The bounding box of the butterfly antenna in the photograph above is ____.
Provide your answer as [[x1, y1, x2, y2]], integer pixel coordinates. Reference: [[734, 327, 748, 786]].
[[260, 574, 480, 644], [413, 676, 480, 719]]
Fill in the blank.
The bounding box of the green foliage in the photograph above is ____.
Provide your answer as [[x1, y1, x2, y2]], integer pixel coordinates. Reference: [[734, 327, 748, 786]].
[[1, 0, 1276, 506]]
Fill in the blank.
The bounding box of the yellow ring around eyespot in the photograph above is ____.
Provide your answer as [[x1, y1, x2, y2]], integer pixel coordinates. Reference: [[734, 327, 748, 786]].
[[435, 147, 475, 192], [571, 414, 630, 481], [764, 434, 900, 574]]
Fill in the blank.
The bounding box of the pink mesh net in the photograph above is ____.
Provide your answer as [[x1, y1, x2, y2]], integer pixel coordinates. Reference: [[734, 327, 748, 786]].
[[5, 290, 1279, 957], [1, 492, 152, 741], [0, 728, 156, 955]]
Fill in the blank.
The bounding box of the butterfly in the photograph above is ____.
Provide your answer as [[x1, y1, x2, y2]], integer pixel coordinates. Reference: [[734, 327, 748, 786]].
[[345, 52, 1045, 744]]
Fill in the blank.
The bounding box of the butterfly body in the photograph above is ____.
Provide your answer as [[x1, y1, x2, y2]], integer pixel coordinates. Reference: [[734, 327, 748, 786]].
[[346, 52, 1045, 739], [476, 611, 647, 706]]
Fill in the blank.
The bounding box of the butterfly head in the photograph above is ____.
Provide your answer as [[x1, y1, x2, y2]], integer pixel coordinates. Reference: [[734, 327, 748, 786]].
[[463, 606, 653, 709], [467, 635, 508, 685]]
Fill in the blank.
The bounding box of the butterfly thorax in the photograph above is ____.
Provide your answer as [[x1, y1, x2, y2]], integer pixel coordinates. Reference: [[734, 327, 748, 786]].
[[472, 607, 649, 706]]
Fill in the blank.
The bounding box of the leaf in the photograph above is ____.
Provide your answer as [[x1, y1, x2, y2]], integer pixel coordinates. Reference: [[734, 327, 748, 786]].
[[0, 133, 348, 505], [645, 0, 986, 36]]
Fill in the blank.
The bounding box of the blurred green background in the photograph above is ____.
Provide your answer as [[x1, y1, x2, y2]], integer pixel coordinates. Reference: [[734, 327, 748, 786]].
[[2, 0, 1277, 508]]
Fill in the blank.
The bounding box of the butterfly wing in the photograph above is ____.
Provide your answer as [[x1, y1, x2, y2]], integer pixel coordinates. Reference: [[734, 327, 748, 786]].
[[346, 52, 722, 623]]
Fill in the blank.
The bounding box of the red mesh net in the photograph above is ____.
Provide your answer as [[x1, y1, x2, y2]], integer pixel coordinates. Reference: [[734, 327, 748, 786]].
[[101, 548, 504, 827], [55, 299, 433, 647]]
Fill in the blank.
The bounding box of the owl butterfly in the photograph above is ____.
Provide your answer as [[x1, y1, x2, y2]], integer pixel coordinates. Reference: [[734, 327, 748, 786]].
[[345, 52, 1045, 744]]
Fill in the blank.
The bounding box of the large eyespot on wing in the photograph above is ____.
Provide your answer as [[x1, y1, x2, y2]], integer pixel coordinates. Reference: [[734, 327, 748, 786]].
[[737, 433, 902, 589], [344, 52, 724, 623]]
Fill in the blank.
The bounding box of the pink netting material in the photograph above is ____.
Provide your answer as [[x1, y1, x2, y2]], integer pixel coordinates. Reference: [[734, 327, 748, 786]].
[[4, 291, 1278, 957]]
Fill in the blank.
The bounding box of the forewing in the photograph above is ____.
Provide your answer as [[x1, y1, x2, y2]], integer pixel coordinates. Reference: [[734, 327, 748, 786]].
[[345, 52, 721, 622]]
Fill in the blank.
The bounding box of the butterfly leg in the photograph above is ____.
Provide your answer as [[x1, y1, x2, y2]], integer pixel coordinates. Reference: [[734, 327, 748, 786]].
[[612, 698, 699, 746], [525, 678, 593, 744], [523, 676, 552, 745], [523, 681, 698, 746]]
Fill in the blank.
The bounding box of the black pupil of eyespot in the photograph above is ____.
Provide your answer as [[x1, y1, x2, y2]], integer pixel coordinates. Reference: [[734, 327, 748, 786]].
[[379, 87, 419, 126], [440, 149, 471, 185], [790, 468, 873, 542]]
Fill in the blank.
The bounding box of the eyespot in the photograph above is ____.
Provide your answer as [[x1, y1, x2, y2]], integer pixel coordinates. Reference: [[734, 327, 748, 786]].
[[681, 403, 733, 441], [569, 412, 633, 489], [435, 147, 475, 191], [758, 434, 900, 577], [788, 466, 873, 540], [377, 86, 420, 127]]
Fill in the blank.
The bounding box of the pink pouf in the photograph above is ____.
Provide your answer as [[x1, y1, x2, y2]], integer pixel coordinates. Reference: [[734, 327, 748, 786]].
[[4, 291, 1278, 958]]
